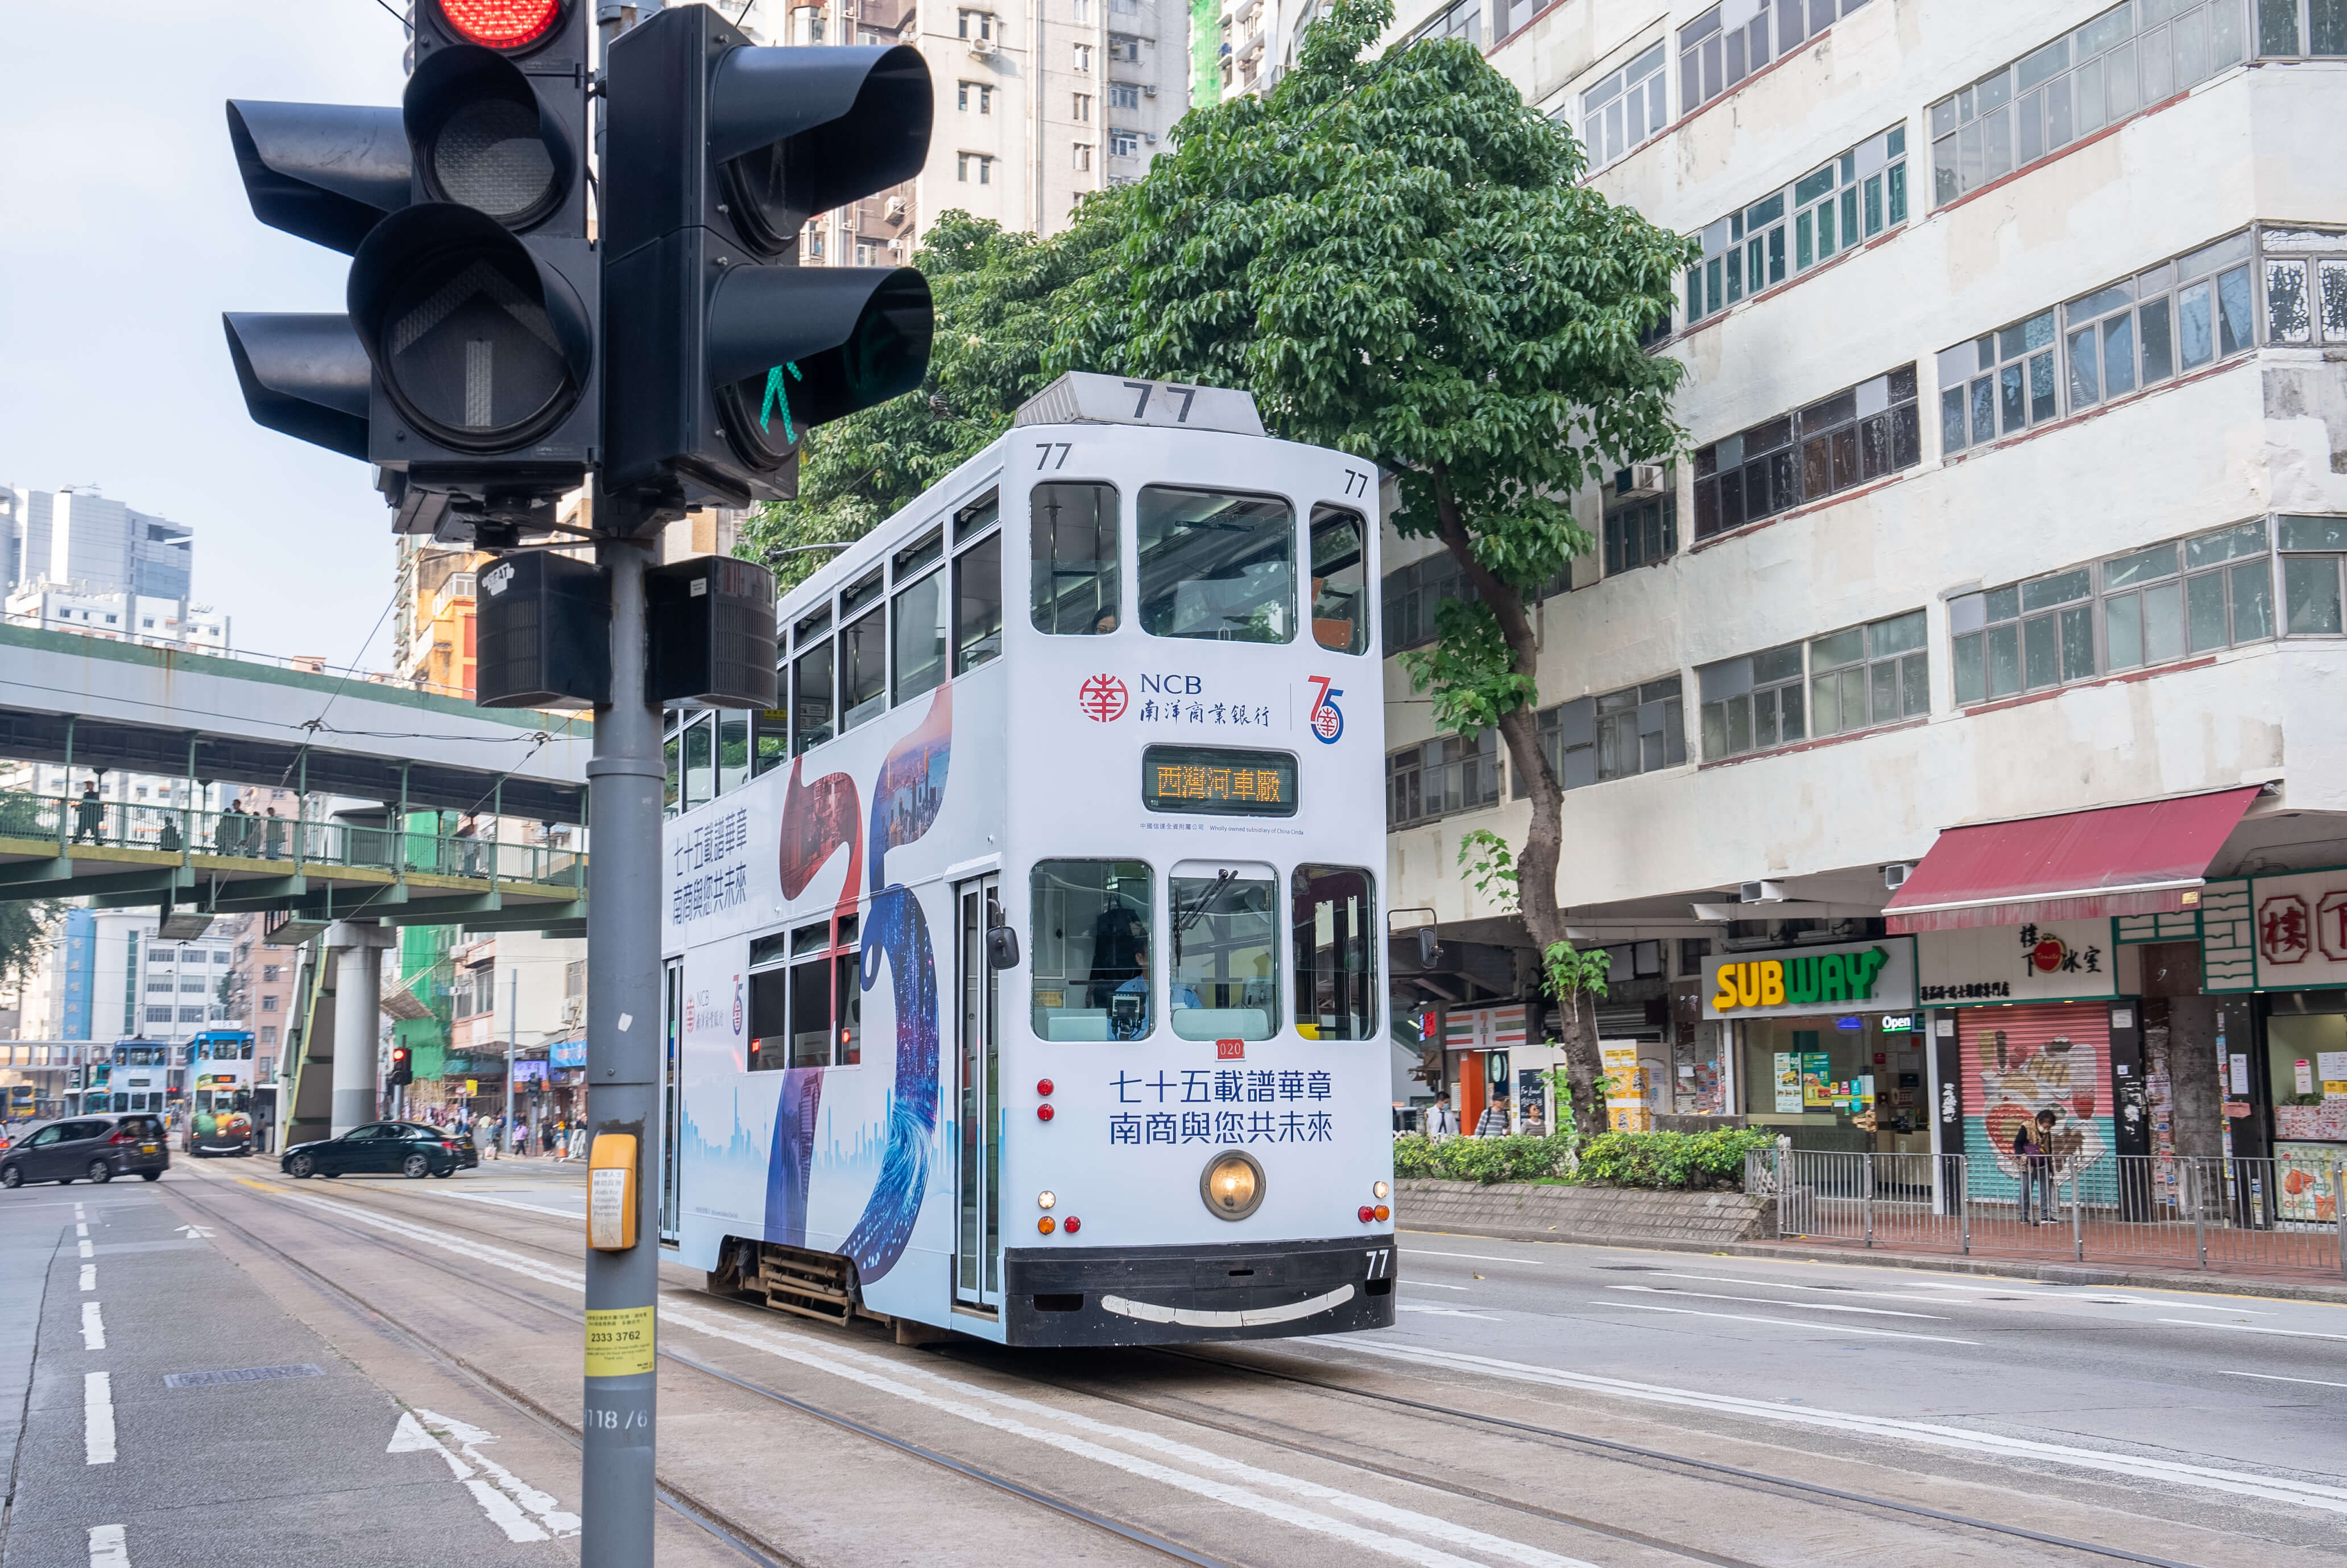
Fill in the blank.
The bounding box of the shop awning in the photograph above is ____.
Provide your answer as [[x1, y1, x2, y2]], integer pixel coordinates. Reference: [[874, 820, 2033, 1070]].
[[1882, 787, 2261, 933]]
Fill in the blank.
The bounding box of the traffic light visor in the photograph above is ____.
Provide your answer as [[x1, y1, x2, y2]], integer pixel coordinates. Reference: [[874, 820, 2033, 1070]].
[[222, 313, 371, 462], [405, 45, 573, 230], [349, 202, 592, 454], [707, 266, 933, 473], [711, 45, 933, 255], [432, 0, 565, 49]]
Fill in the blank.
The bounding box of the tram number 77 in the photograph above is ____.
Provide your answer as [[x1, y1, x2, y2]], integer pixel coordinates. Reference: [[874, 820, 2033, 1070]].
[[1035, 442, 1074, 470], [1364, 1248, 1392, 1280], [1123, 380, 1199, 421]]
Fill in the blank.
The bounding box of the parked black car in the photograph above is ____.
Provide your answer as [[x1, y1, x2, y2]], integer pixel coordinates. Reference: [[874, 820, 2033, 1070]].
[[0, 1115, 170, 1188], [281, 1122, 475, 1180]]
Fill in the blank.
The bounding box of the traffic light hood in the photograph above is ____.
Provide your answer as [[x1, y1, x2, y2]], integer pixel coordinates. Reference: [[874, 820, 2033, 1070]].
[[226, 100, 411, 255], [404, 44, 578, 233], [709, 44, 932, 253], [706, 263, 934, 429], [222, 313, 372, 462]]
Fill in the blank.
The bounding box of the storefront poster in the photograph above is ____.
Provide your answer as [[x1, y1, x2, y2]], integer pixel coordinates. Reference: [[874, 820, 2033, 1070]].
[[1798, 1051, 1833, 1108], [1959, 1000, 2116, 1199], [1917, 920, 2116, 1004], [1772, 1052, 1802, 1113], [2273, 1141, 2343, 1224], [1601, 1041, 1650, 1131], [1702, 938, 1917, 1021]]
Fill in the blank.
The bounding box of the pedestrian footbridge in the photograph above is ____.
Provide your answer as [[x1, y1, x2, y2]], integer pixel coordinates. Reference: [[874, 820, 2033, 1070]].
[[0, 621, 589, 934]]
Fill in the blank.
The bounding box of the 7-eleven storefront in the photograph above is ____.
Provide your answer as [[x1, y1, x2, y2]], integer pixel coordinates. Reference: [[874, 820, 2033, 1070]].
[[1441, 1003, 1528, 1132]]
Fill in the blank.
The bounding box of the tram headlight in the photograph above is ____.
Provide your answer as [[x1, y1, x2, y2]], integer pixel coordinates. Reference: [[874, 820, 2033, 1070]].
[[1199, 1151, 1265, 1221], [1373, 1181, 1389, 1200], [1037, 1190, 1055, 1210]]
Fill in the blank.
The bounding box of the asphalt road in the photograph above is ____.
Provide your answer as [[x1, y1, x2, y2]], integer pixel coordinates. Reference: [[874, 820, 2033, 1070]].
[[1, 1159, 2339, 1568]]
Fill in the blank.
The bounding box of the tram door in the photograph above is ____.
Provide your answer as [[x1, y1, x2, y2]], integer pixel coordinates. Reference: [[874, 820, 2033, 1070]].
[[660, 958, 682, 1243], [954, 876, 1003, 1310]]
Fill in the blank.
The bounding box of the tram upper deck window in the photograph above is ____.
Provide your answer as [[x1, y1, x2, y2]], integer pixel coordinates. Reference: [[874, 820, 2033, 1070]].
[[792, 606, 834, 755], [841, 568, 888, 732], [1032, 483, 1120, 634], [1139, 487, 1294, 644], [1293, 865, 1376, 1040], [1170, 865, 1278, 1040], [1309, 505, 1369, 655], [787, 915, 861, 1067], [893, 530, 949, 703], [1031, 860, 1152, 1040], [955, 529, 1003, 672]]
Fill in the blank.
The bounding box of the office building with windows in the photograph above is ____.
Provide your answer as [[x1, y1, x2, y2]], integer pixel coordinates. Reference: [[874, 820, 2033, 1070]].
[[1373, 0, 2347, 1188]]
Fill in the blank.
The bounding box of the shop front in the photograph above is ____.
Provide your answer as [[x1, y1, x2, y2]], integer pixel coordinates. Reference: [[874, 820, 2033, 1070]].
[[2225, 866, 2347, 1222], [1706, 937, 1923, 1153]]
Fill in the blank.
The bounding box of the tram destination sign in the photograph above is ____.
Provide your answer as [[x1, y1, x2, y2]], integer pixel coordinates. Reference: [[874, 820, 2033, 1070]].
[[1142, 744, 1298, 817]]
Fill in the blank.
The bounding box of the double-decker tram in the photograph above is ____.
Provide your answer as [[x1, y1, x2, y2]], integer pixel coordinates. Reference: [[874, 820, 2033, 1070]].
[[187, 1029, 257, 1156], [663, 373, 1395, 1346]]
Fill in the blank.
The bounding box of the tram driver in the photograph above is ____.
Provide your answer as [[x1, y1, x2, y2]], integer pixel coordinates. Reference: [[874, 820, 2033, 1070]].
[[1110, 949, 1198, 1041]]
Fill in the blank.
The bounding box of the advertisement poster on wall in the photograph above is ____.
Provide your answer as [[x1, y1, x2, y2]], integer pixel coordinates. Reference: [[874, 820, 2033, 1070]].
[[1959, 1000, 2117, 1201], [2273, 1141, 2342, 1224], [1772, 1052, 1803, 1113], [1917, 920, 2118, 1004], [1601, 1041, 1650, 1131]]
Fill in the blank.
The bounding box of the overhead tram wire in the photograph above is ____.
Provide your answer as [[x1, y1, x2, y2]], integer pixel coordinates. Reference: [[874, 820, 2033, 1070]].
[[162, 1174, 1240, 1568]]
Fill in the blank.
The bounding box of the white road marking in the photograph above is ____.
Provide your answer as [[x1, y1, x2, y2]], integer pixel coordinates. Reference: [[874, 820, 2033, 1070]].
[[79, 1265, 96, 1292], [1405, 1249, 1552, 1267], [173, 1225, 213, 1240], [445, 1192, 582, 1220], [76, 1222, 88, 1238], [81, 1301, 105, 1350], [84, 1372, 114, 1464], [387, 1409, 580, 1541], [1609, 1285, 1946, 1321], [1397, 1305, 1501, 1321], [1592, 1299, 1977, 1344], [2136, 1299, 2273, 1314], [77, 1239, 92, 1260], [1322, 1338, 2347, 1514], [2158, 1318, 2347, 1343], [300, 1194, 1599, 1568], [2217, 1370, 2347, 1391], [1898, 1280, 2056, 1293], [73, 1203, 85, 1221], [86, 1524, 126, 1568], [1399, 1280, 1472, 1290]]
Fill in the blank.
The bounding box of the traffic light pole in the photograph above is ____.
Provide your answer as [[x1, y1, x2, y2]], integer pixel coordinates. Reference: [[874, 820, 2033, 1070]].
[[582, 518, 662, 1567]]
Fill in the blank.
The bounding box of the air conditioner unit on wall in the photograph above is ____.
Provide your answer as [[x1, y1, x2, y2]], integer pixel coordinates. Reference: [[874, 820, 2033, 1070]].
[[968, 35, 997, 55], [1615, 462, 1667, 499]]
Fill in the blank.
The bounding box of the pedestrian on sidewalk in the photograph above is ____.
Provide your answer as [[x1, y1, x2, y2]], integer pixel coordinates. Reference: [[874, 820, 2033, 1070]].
[[540, 1119, 557, 1157], [2015, 1109, 2057, 1223], [1474, 1098, 1511, 1138], [1427, 1095, 1457, 1141], [511, 1118, 529, 1158], [475, 1114, 498, 1162]]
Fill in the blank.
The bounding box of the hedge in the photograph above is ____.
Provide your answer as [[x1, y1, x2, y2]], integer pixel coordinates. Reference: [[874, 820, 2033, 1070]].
[[1392, 1126, 1774, 1189], [1391, 1132, 1573, 1185]]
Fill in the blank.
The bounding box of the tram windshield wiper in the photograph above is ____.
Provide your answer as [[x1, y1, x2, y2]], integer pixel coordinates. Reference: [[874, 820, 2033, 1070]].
[[1172, 869, 1236, 966]]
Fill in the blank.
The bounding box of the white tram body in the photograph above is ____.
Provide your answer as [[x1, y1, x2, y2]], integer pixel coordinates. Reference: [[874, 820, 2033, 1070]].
[[663, 374, 1396, 1346]]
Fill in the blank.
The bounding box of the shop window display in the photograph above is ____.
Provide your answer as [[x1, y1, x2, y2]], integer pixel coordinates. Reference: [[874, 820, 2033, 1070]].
[[1740, 1014, 1928, 1150]]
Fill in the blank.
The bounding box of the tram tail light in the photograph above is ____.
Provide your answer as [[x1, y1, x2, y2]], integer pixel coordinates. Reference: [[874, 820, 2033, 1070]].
[[1357, 1205, 1376, 1223], [1063, 1217, 1081, 1234], [1036, 1078, 1054, 1095], [1374, 1205, 1390, 1222], [1037, 1104, 1055, 1122], [1037, 1216, 1056, 1235]]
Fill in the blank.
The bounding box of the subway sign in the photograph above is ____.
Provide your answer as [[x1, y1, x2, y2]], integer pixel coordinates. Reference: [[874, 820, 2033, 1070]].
[[1702, 937, 1917, 1021]]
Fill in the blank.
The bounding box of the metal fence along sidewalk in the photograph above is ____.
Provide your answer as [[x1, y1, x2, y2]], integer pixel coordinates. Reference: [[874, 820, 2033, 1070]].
[[1745, 1145, 2347, 1277]]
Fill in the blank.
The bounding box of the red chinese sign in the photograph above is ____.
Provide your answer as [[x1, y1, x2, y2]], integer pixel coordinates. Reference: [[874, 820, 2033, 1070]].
[[1077, 673, 1129, 722], [2261, 893, 2312, 966]]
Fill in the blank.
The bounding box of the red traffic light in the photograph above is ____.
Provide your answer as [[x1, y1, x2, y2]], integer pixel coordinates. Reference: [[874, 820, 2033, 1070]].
[[435, 0, 564, 48]]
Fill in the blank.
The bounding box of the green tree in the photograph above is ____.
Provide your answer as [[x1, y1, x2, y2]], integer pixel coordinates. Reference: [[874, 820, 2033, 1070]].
[[1053, 0, 1694, 1115], [738, 205, 1129, 586], [0, 900, 61, 992]]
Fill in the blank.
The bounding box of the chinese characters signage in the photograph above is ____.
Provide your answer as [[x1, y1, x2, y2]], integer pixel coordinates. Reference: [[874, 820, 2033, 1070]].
[[669, 805, 750, 927], [1103, 1068, 1335, 1145], [1916, 920, 2113, 1004], [1141, 744, 1298, 818]]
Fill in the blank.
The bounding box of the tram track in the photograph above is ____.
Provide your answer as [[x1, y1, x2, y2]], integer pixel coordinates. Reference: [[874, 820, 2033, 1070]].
[[160, 1169, 1239, 1568], [166, 1167, 2242, 1568]]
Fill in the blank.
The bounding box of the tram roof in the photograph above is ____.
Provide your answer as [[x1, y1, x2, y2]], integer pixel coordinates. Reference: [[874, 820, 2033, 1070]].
[[776, 373, 1271, 624]]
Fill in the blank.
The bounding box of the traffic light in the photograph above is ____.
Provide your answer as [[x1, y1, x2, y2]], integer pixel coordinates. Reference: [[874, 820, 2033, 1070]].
[[226, 0, 598, 544], [389, 1045, 414, 1087], [602, 5, 936, 512]]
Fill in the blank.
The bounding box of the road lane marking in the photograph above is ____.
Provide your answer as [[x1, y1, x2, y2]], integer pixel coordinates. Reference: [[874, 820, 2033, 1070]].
[[1397, 1306, 1501, 1321], [2157, 1318, 2347, 1343], [81, 1302, 105, 1350], [86, 1524, 126, 1568], [1609, 1285, 1946, 1320], [73, 1203, 85, 1221], [84, 1372, 114, 1464], [445, 1193, 582, 1219], [1321, 1338, 2347, 1514], [1592, 1300, 1977, 1344], [388, 1410, 579, 1541], [80, 1265, 96, 1292], [78, 1239, 93, 1260], [1404, 1250, 1553, 1267], [76, 1222, 88, 1238], [2217, 1370, 2347, 1391], [1398, 1280, 1472, 1290], [2137, 1300, 2273, 1314], [293, 1193, 1599, 1568]]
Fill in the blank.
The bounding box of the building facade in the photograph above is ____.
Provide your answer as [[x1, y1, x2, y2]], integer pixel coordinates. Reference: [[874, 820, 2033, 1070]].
[[1, 486, 192, 601], [1375, 0, 2347, 1198]]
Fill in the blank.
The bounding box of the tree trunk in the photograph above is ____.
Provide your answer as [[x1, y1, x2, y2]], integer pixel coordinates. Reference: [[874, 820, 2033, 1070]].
[[1428, 465, 1604, 1130]]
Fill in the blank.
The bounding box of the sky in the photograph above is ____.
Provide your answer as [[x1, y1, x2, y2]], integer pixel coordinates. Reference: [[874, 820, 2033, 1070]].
[[0, 1, 417, 669]]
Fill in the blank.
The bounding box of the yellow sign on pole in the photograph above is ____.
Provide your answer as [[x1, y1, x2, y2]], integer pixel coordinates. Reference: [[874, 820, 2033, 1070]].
[[465, 1078, 479, 1096]]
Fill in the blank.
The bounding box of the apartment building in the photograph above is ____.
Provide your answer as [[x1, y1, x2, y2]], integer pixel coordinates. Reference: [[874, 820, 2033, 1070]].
[[734, 0, 1183, 251], [1, 485, 192, 602], [1375, 0, 2347, 1195]]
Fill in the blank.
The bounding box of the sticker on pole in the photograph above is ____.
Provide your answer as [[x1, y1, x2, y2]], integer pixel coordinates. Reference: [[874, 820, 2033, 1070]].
[[583, 1306, 654, 1377]]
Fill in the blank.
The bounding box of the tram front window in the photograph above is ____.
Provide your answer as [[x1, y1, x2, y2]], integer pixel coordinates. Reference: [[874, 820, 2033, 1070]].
[[1138, 487, 1294, 644], [1031, 860, 1152, 1040], [792, 639, 835, 755], [1293, 865, 1377, 1040], [1309, 505, 1369, 655], [1169, 867, 1278, 1041], [1031, 483, 1120, 635]]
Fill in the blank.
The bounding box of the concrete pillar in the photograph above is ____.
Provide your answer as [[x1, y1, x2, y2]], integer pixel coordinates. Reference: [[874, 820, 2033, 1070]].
[[324, 920, 394, 1136]]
